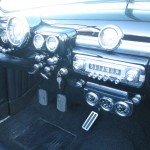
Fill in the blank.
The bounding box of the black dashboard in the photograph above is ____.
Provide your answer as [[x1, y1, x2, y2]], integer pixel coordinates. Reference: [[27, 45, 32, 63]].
[[0, 1, 150, 123]]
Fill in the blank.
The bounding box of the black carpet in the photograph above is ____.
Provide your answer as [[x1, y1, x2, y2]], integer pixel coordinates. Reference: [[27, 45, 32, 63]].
[[15, 119, 75, 150]]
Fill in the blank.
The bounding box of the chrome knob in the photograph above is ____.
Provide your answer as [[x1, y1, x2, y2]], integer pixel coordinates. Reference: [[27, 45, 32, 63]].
[[73, 60, 84, 70], [98, 74, 103, 80], [92, 73, 98, 79], [115, 101, 131, 117], [132, 94, 142, 104], [47, 56, 59, 65], [126, 70, 138, 82], [88, 73, 93, 77], [33, 63, 43, 71], [114, 79, 120, 84], [35, 55, 45, 62], [100, 97, 114, 111], [86, 92, 99, 107], [44, 66, 51, 72], [103, 76, 109, 82], [60, 68, 68, 75]]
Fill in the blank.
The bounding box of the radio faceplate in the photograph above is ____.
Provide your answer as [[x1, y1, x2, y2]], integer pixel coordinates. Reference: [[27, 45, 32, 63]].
[[73, 54, 145, 88]]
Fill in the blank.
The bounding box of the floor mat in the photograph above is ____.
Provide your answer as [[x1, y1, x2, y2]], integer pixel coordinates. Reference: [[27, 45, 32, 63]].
[[15, 118, 76, 150]]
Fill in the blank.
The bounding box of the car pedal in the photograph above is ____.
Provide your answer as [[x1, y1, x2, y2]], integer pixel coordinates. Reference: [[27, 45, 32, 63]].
[[57, 94, 67, 112], [38, 89, 48, 106], [82, 111, 98, 131]]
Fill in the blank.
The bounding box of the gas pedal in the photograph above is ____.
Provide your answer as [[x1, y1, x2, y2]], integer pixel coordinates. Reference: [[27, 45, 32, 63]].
[[82, 111, 98, 131]]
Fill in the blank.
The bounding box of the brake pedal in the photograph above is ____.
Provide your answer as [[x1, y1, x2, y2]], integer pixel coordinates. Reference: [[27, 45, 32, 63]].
[[82, 111, 98, 131]]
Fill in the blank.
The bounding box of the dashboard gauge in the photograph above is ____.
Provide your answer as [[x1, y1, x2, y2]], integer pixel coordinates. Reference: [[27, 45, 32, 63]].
[[46, 35, 59, 53], [33, 34, 44, 49], [1, 30, 8, 43], [6, 16, 30, 47], [98, 25, 123, 50]]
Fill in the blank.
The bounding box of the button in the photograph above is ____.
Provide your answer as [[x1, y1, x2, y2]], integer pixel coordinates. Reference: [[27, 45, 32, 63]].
[[88, 73, 93, 77], [103, 76, 109, 82], [132, 94, 142, 104], [92, 73, 98, 79], [126, 70, 138, 82], [98, 74, 103, 80], [109, 77, 114, 82], [114, 79, 120, 84]]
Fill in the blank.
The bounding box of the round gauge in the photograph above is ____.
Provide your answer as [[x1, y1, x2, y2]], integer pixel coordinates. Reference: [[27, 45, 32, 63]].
[[1, 30, 8, 43], [98, 25, 123, 50], [6, 16, 30, 47], [33, 34, 44, 49], [46, 35, 59, 53]]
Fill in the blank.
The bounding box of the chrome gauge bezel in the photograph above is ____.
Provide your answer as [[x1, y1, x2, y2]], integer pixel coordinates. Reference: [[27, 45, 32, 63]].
[[98, 25, 123, 50], [33, 34, 45, 50], [46, 35, 59, 53], [6, 16, 30, 47]]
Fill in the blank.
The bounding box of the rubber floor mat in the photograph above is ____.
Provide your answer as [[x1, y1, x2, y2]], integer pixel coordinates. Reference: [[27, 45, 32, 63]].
[[15, 119, 76, 150]]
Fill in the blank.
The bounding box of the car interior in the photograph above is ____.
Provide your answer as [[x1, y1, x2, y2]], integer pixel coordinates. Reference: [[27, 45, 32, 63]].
[[0, 0, 150, 150]]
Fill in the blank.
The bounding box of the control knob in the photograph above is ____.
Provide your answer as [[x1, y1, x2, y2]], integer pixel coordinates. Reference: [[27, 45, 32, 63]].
[[73, 60, 84, 70], [115, 101, 131, 117], [35, 55, 45, 62], [100, 97, 114, 111], [86, 92, 99, 107], [126, 70, 138, 82], [47, 56, 59, 65], [103, 76, 109, 82]]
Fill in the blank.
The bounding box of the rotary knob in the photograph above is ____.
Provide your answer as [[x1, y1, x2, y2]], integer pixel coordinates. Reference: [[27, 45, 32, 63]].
[[86, 92, 99, 107], [73, 60, 84, 70], [126, 70, 138, 82], [100, 97, 114, 111], [115, 101, 131, 117]]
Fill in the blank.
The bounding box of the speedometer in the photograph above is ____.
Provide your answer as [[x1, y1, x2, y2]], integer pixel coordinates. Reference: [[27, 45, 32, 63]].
[[6, 16, 30, 47]]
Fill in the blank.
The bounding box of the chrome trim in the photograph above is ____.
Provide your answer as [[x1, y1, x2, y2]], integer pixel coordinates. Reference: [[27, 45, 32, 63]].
[[46, 35, 59, 53], [6, 16, 30, 47], [76, 35, 150, 57], [128, 2, 150, 10], [98, 25, 123, 50], [73, 54, 145, 88], [33, 34, 45, 50]]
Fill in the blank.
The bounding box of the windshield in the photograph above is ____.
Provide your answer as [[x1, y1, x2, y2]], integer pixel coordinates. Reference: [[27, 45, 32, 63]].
[[0, 0, 126, 12]]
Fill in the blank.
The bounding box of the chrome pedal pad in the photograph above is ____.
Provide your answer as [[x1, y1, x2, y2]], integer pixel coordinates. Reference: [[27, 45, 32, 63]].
[[82, 111, 98, 131]]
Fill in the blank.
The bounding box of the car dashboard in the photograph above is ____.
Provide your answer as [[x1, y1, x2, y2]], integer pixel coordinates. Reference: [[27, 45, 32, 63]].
[[0, 1, 150, 130]]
